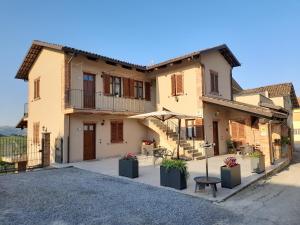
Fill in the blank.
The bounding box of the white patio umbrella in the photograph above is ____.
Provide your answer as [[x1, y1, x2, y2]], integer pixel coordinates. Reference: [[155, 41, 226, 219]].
[[129, 110, 196, 159]]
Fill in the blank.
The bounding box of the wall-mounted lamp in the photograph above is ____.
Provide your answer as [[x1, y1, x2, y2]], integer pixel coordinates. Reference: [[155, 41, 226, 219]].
[[42, 126, 47, 132], [215, 111, 220, 117], [101, 120, 105, 126]]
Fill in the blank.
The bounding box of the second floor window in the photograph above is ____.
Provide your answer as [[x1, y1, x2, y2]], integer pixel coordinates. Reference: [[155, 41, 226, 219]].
[[34, 78, 40, 99], [134, 81, 143, 99], [111, 76, 121, 97], [210, 70, 219, 93], [171, 74, 184, 96]]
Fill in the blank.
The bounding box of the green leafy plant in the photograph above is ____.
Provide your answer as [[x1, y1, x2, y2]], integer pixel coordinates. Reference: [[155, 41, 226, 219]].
[[281, 136, 290, 145], [161, 159, 189, 178], [226, 140, 236, 154], [249, 150, 264, 158]]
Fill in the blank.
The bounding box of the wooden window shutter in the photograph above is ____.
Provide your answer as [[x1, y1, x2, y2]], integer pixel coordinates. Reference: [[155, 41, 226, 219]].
[[171, 75, 176, 96], [103, 74, 110, 95], [238, 122, 245, 138], [195, 118, 204, 140], [176, 74, 183, 95], [123, 78, 130, 97], [210, 73, 214, 92], [129, 79, 135, 98], [231, 122, 238, 139], [111, 121, 117, 143], [215, 74, 219, 93], [37, 79, 40, 98], [145, 82, 151, 101], [118, 121, 123, 142]]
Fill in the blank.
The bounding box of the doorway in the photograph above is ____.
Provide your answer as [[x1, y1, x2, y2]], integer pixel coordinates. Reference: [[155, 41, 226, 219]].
[[83, 123, 96, 160], [213, 121, 219, 155], [83, 73, 95, 108]]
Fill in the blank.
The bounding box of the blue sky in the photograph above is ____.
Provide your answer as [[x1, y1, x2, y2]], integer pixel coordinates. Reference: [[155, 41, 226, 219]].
[[0, 0, 299, 125]]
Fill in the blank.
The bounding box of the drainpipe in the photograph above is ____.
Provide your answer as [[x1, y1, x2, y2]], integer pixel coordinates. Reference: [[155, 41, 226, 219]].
[[268, 120, 275, 165], [66, 52, 75, 163]]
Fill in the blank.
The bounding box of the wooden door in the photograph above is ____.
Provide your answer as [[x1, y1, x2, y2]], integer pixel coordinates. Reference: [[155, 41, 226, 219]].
[[213, 121, 219, 155], [83, 73, 95, 108], [83, 123, 96, 160]]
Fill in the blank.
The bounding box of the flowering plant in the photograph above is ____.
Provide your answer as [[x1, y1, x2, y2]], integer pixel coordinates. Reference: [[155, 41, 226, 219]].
[[142, 139, 155, 145], [224, 157, 238, 168], [121, 153, 137, 160]]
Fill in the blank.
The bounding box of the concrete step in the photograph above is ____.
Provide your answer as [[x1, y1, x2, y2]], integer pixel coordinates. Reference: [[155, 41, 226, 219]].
[[187, 149, 199, 154], [195, 156, 206, 160]]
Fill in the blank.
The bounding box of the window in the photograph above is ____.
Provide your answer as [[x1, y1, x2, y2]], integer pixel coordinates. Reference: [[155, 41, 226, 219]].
[[171, 74, 184, 96], [134, 81, 143, 99], [110, 76, 122, 97], [102, 74, 122, 96], [111, 120, 123, 143], [294, 129, 300, 135], [34, 78, 40, 99], [33, 122, 40, 144], [210, 70, 219, 93]]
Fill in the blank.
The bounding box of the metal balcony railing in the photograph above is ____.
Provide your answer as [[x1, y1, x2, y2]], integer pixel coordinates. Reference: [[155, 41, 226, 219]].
[[65, 89, 150, 113]]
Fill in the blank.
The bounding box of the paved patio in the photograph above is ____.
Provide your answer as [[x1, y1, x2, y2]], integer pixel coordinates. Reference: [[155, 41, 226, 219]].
[[66, 154, 288, 202]]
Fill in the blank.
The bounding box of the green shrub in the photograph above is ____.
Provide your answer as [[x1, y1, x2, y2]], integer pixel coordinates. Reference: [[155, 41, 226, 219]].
[[249, 150, 263, 158], [161, 159, 189, 178]]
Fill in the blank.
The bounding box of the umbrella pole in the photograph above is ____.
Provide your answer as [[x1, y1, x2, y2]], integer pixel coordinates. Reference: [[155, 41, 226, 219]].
[[177, 118, 181, 159]]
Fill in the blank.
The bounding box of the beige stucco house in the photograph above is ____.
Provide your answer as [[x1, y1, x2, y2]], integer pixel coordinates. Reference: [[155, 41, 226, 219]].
[[15, 40, 297, 167], [293, 98, 300, 149]]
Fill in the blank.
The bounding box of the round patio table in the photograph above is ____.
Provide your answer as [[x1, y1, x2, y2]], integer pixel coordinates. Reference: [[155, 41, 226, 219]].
[[194, 176, 221, 198]]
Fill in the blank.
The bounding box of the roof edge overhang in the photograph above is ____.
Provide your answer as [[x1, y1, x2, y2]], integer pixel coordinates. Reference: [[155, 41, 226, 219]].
[[201, 96, 288, 119], [15, 41, 241, 80], [146, 44, 241, 71]]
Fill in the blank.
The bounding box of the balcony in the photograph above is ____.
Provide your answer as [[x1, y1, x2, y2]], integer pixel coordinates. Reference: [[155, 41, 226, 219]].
[[65, 89, 154, 114]]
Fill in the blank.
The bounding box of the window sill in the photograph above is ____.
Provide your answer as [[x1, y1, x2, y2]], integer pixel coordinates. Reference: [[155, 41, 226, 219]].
[[209, 92, 221, 96], [111, 141, 124, 144]]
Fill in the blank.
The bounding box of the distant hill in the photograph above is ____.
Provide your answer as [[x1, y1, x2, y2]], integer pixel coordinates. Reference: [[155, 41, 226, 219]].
[[0, 126, 26, 136]]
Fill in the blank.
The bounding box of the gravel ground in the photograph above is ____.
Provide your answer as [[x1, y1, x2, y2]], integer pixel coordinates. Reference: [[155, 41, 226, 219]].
[[0, 167, 242, 225]]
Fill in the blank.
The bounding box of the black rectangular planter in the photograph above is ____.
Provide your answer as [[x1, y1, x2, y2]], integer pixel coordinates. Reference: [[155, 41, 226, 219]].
[[250, 156, 265, 174], [221, 164, 241, 189], [119, 159, 138, 178], [160, 166, 187, 190]]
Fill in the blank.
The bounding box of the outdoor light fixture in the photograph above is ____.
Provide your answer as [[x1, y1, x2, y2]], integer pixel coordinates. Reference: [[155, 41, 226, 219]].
[[101, 120, 105, 126]]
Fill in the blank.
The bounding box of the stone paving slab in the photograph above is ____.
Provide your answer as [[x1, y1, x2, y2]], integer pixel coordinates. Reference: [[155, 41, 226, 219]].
[[68, 154, 289, 202]]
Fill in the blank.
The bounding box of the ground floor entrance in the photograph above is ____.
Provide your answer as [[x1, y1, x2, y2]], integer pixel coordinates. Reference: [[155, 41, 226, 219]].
[[83, 123, 96, 160]]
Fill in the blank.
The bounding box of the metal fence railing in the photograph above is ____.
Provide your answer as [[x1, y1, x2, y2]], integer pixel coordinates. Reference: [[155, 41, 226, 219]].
[[65, 89, 148, 113], [0, 136, 42, 173]]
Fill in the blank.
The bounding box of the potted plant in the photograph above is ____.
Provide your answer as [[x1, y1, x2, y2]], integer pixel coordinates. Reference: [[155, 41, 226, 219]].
[[119, 153, 139, 178], [160, 159, 189, 190], [249, 150, 265, 174], [281, 136, 290, 157], [221, 157, 241, 189], [226, 140, 236, 154]]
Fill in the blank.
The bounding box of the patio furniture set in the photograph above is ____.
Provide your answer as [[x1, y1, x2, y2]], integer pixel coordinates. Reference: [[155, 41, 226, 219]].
[[119, 109, 266, 198]]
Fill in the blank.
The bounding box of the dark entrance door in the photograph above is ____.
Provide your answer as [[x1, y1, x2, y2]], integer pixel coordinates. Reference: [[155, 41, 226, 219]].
[[83, 73, 95, 108], [213, 121, 219, 155], [83, 123, 96, 160]]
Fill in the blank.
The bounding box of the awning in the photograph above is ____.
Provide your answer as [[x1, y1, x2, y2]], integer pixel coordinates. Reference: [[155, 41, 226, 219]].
[[201, 96, 288, 119]]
